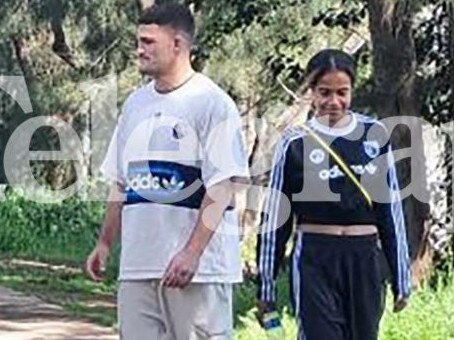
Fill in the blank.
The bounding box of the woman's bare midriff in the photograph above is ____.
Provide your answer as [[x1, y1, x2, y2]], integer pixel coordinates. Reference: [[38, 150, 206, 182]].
[[298, 223, 378, 236]]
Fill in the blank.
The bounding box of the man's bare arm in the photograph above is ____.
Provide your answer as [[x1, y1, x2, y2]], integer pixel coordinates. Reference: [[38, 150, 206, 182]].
[[86, 182, 123, 281], [98, 182, 124, 247], [162, 178, 248, 288]]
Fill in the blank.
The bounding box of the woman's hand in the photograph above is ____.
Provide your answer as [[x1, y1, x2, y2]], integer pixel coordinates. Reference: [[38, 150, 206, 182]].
[[393, 296, 408, 313], [256, 300, 276, 327]]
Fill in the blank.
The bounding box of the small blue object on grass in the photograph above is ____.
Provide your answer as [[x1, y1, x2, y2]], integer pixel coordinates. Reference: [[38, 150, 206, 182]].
[[262, 311, 285, 339]]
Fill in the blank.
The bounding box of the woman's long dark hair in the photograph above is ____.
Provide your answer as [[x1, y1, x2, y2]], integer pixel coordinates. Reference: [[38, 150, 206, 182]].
[[305, 49, 357, 88], [280, 49, 357, 123]]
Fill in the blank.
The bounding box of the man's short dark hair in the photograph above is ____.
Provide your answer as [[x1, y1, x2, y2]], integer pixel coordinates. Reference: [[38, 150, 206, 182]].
[[138, 2, 195, 42]]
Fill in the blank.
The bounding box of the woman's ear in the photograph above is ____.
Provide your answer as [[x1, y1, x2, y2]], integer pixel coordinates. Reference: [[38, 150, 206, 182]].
[[307, 108, 315, 120], [310, 99, 316, 111]]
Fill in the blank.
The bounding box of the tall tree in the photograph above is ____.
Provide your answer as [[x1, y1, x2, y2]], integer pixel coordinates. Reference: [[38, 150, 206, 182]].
[[367, 0, 431, 282]]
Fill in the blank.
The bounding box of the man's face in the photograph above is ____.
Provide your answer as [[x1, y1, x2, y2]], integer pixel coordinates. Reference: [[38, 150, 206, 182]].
[[137, 24, 177, 77]]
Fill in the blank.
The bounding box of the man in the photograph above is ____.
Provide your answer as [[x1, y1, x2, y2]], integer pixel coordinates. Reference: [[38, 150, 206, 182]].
[[85, 3, 249, 339]]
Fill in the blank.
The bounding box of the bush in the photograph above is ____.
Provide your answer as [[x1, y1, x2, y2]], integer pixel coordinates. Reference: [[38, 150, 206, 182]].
[[0, 189, 106, 265]]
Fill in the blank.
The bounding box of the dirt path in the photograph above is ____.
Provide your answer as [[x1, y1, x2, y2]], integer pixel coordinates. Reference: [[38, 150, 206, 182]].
[[0, 286, 118, 340]]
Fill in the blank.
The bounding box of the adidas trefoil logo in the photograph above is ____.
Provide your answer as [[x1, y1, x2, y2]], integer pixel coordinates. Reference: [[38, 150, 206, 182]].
[[162, 176, 186, 191]]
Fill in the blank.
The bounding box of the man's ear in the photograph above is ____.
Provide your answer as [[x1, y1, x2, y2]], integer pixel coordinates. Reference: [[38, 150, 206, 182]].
[[174, 37, 180, 51], [174, 33, 191, 52], [174, 34, 184, 51]]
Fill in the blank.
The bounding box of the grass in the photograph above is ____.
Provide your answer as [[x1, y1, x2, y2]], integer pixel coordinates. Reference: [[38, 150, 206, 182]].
[[233, 271, 454, 340], [1, 192, 453, 338], [0, 229, 453, 340], [379, 282, 454, 340], [0, 256, 117, 326], [1, 255, 454, 339]]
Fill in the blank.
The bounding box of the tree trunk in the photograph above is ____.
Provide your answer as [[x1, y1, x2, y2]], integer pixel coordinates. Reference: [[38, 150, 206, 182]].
[[448, 2, 454, 267], [449, 2, 454, 122], [367, 0, 431, 284]]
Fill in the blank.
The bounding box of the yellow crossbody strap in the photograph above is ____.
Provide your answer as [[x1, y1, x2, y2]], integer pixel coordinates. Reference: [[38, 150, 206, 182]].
[[300, 124, 373, 208]]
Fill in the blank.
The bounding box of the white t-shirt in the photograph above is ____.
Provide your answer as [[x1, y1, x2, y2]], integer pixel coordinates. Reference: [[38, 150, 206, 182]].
[[101, 73, 250, 283]]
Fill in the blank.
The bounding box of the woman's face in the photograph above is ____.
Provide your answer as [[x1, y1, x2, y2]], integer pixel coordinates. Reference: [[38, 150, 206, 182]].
[[311, 70, 352, 124]]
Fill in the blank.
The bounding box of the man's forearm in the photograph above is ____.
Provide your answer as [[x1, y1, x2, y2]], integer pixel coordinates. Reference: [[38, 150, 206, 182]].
[[99, 201, 122, 247], [184, 180, 235, 256], [98, 183, 123, 248]]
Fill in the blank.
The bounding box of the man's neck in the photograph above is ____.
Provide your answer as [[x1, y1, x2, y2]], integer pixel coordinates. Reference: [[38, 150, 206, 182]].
[[154, 62, 195, 93]]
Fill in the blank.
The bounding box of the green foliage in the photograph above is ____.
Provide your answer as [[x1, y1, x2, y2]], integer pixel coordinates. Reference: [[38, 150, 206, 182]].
[[0, 260, 118, 326], [201, 0, 354, 118], [0, 2, 453, 337], [0, 190, 453, 337], [415, 1, 453, 125], [0, 0, 360, 186], [0, 189, 106, 263], [311, 0, 367, 29], [233, 279, 454, 339], [379, 282, 454, 340], [0, 0, 142, 186], [4, 254, 453, 339]]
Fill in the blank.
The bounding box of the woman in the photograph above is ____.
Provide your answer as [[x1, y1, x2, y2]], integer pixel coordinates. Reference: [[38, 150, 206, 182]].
[[256, 49, 411, 340]]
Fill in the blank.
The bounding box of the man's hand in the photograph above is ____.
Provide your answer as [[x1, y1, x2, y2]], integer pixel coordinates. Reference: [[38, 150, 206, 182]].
[[85, 183, 122, 282], [86, 242, 110, 281], [393, 296, 408, 313], [161, 247, 201, 289]]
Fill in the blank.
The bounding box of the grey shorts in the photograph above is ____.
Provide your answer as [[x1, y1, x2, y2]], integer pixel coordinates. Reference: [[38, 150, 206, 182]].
[[118, 280, 233, 340]]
